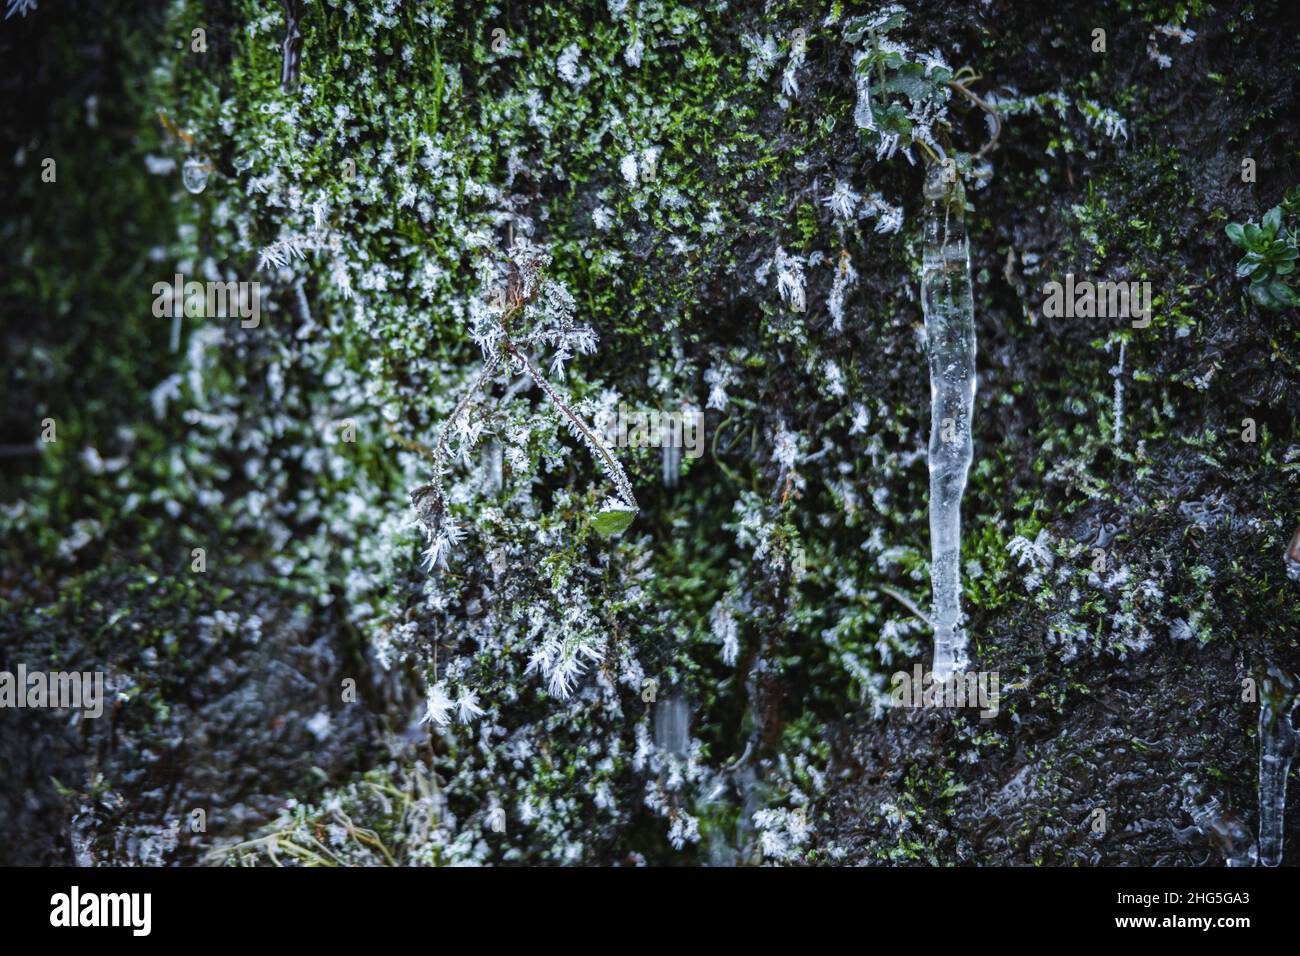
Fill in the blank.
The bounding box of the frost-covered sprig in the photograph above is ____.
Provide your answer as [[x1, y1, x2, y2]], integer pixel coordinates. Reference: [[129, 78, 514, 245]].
[[1078, 99, 1128, 142], [781, 28, 806, 98], [410, 244, 638, 571], [772, 246, 806, 312], [504, 344, 637, 511], [861, 192, 903, 234], [409, 354, 500, 570], [257, 234, 309, 271], [823, 180, 862, 222], [827, 250, 858, 333]]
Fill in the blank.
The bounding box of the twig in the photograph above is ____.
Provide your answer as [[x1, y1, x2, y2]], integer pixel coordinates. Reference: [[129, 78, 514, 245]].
[[880, 585, 934, 629], [504, 342, 637, 510], [944, 79, 1002, 160]]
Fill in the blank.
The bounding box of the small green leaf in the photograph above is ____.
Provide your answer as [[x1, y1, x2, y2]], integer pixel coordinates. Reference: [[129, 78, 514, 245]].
[[1263, 206, 1282, 235], [1249, 284, 1275, 309], [592, 506, 636, 537], [1225, 222, 1245, 247], [1249, 280, 1295, 311]]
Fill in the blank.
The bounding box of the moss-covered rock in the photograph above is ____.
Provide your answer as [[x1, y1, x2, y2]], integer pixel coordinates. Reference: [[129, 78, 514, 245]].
[[3, 0, 1299, 865]]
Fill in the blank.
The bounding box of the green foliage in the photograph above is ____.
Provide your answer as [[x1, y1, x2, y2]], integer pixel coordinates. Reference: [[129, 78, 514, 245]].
[[1225, 197, 1299, 311]]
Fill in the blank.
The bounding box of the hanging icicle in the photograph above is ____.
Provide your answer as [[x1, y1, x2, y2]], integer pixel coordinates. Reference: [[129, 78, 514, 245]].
[[921, 162, 977, 680], [662, 442, 681, 489], [1258, 666, 1298, 866], [280, 0, 303, 93]]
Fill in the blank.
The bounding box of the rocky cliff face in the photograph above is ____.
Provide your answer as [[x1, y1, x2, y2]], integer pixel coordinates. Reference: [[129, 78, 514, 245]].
[[2, 0, 1298, 866]]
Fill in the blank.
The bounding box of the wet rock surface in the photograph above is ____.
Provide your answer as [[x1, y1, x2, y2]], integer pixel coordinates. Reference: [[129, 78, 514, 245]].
[[3, 0, 1300, 865]]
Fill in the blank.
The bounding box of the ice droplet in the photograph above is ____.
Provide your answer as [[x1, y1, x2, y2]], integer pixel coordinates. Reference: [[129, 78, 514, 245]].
[[182, 155, 210, 194], [1284, 526, 1300, 581]]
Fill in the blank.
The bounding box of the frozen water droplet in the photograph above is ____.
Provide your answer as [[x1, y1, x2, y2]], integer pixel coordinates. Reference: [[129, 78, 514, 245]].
[[233, 154, 253, 172], [1285, 527, 1300, 581], [182, 156, 210, 194]]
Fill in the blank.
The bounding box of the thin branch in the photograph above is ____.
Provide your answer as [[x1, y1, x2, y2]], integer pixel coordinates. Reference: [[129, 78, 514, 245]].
[[880, 585, 934, 629], [504, 341, 637, 510], [944, 79, 1002, 160]]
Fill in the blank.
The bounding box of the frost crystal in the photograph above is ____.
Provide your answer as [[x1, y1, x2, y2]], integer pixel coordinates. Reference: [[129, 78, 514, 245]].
[[828, 250, 858, 332], [456, 687, 486, 723], [823, 180, 861, 222], [773, 247, 806, 312], [711, 602, 739, 666], [556, 44, 589, 88], [620, 152, 640, 185], [420, 682, 455, 726], [704, 363, 735, 411], [781, 30, 806, 98], [862, 193, 904, 234]]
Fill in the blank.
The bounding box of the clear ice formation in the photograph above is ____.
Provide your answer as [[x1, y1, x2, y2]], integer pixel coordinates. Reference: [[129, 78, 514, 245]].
[[921, 164, 976, 681], [182, 156, 210, 195], [654, 695, 690, 756], [1258, 666, 1299, 866], [1179, 777, 1257, 866], [1285, 526, 1300, 581], [662, 442, 680, 489]]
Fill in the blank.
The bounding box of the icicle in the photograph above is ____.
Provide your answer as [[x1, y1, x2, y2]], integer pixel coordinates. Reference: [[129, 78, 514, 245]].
[[921, 163, 976, 680], [1284, 526, 1300, 581], [852, 52, 876, 130], [1111, 338, 1126, 446], [1258, 666, 1299, 866], [654, 695, 690, 755], [662, 442, 680, 489], [280, 0, 303, 93]]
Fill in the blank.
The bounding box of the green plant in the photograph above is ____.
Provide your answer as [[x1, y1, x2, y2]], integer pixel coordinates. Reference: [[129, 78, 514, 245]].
[[1225, 199, 1299, 311], [1281, 185, 1300, 217]]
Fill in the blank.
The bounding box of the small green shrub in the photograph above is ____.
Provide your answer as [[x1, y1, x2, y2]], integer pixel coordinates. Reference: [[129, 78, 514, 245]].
[[1225, 197, 1299, 310]]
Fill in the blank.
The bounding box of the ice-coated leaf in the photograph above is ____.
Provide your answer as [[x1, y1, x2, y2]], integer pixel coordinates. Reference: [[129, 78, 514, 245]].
[[591, 504, 636, 537]]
